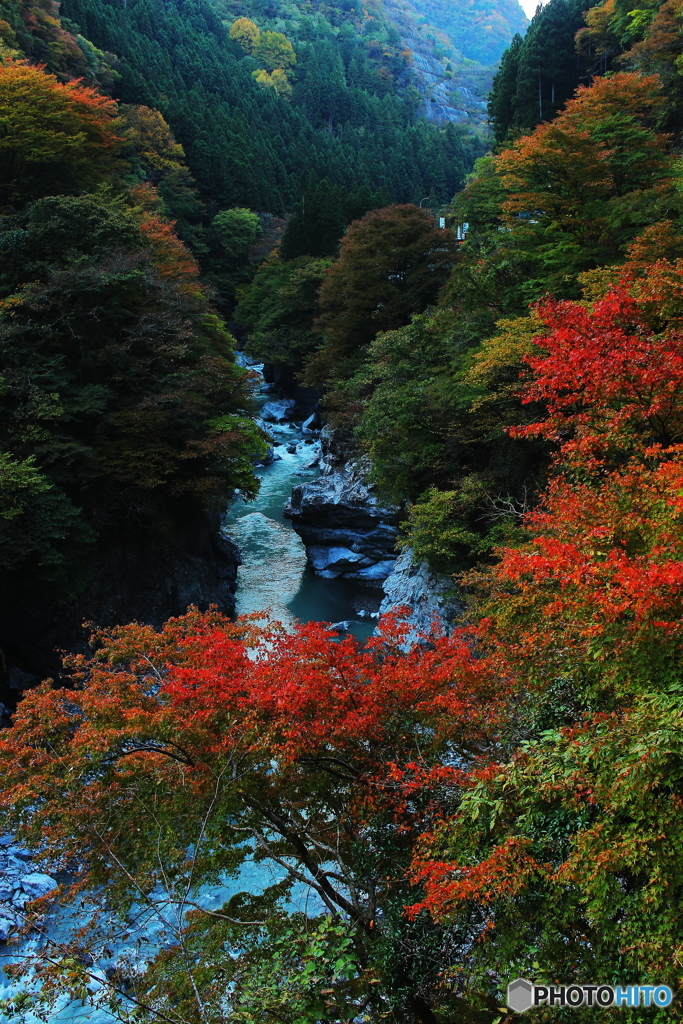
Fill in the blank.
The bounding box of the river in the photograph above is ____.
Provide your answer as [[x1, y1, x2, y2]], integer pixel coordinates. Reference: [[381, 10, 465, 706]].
[[0, 396, 381, 1022], [223, 416, 379, 641]]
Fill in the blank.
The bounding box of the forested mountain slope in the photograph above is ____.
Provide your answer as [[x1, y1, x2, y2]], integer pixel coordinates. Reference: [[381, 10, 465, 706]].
[[56, 0, 484, 214], [7, 0, 683, 1020], [399, 0, 528, 65]]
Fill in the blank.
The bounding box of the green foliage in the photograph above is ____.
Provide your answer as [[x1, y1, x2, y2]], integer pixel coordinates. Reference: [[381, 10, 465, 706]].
[[0, 192, 258, 587], [120, 103, 205, 237], [280, 178, 391, 260], [0, 0, 117, 82], [235, 253, 331, 365], [252, 65, 293, 97], [346, 309, 543, 569], [212, 206, 262, 260], [253, 28, 296, 72], [336, 67, 676, 579], [58, 0, 480, 219], [403, 481, 524, 572], [229, 15, 260, 52], [311, 205, 458, 395], [152, 914, 369, 1023], [0, 452, 49, 522], [0, 451, 93, 580]]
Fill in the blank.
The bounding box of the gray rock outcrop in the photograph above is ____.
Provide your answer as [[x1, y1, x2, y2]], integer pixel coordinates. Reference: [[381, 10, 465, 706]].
[[284, 429, 399, 584], [378, 548, 461, 641], [260, 399, 297, 423]]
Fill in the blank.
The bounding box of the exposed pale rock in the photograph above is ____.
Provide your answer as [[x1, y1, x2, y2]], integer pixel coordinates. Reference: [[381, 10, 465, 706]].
[[19, 873, 58, 899], [261, 399, 297, 423], [301, 412, 321, 436], [377, 548, 461, 642], [284, 429, 399, 584]]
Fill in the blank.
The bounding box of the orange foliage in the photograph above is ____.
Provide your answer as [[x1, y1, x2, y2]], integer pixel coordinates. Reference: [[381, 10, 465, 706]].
[[498, 73, 669, 233], [138, 212, 199, 283], [0, 60, 122, 204]]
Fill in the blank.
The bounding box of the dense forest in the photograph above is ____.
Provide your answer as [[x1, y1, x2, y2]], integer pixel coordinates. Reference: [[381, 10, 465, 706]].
[[4, 0, 683, 1019]]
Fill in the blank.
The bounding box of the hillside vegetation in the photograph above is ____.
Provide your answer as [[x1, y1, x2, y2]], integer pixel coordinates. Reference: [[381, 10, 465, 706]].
[[6, 0, 683, 1022]]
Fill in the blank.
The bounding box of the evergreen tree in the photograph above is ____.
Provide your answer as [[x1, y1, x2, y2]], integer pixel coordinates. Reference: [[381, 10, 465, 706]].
[[489, 0, 601, 141], [488, 32, 523, 143], [280, 179, 390, 260]]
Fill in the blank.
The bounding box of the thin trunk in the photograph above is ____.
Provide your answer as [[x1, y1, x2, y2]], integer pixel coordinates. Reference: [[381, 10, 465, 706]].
[[408, 993, 441, 1024]]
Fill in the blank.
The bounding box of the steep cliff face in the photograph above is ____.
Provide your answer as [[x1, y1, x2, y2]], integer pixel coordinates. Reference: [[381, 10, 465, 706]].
[[383, 0, 493, 127], [284, 429, 399, 584], [0, 514, 240, 693], [381, 0, 527, 127]]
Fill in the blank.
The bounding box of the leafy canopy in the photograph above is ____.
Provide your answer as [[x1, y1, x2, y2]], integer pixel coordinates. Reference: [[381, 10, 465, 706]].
[[0, 60, 122, 207]]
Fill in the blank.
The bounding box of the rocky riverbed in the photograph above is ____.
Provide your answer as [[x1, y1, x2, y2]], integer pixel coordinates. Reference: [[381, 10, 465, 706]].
[[0, 839, 56, 943], [284, 427, 400, 584]]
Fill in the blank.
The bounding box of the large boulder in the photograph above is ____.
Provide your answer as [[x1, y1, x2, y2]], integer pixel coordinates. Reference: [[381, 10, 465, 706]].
[[377, 548, 462, 642], [260, 399, 297, 423], [301, 411, 321, 436], [307, 546, 375, 574], [19, 873, 58, 899], [0, 880, 15, 902], [284, 428, 399, 584]]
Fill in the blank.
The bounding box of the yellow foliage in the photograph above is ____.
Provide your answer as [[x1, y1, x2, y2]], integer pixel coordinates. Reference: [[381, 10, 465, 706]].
[[466, 315, 543, 408], [0, 60, 122, 204], [229, 17, 260, 53], [578, 264, 623, 300], [122, 104, 185, 172], [575, 0, 620, 56], [252, 67, 292, 99], [254, 29, 296, 73]]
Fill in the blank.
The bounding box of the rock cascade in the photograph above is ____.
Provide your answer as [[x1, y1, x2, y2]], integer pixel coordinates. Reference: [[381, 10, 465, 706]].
[[0, 836, 57, 941], [284, 429, 399, 584]]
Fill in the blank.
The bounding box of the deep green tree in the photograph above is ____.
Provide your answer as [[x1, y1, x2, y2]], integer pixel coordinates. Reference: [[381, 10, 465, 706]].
[[0, 194, 262, 587], [489, 0, 602, 141], [212, 207, 262, 260], [234, 253, 331, 366], [309, 205, 458, 403], [487, 32, 524, 143], [280, 179, 390, 260]]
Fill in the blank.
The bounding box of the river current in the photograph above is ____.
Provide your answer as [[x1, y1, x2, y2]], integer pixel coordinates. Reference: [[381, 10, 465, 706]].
[[224, 418, 378, 640], [0, 403, 380, 1022]]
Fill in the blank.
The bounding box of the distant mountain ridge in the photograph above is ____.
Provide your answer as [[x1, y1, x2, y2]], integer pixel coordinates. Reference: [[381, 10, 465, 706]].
[[379, 0, 528, 126], [402, 0, 529, 65]]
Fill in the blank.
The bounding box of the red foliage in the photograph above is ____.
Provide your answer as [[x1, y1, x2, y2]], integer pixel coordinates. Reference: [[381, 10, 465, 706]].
[[0, 610, 510, 890], [512, 288, 683, 457], [138, 213, 200, 284], [408, 837, 546, 919]]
